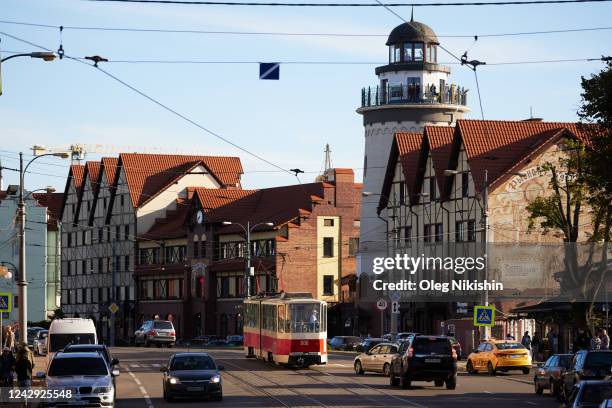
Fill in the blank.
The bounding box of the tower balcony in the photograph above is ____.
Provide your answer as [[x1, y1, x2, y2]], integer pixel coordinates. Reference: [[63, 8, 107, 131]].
[[360, 82, 468, 108]]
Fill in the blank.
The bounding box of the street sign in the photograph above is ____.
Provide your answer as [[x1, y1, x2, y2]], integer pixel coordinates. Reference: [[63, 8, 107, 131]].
[[376, 298, 388, 311], [0, 292, 12, 313], [391, 301, 400, 314], [259, 63, 280, 80], [108, 302, 119, 314], [474, 305, 495, 327]]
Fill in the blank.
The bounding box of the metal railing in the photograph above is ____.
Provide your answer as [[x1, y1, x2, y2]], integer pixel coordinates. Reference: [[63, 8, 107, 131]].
[[361, 83, 468, 107]]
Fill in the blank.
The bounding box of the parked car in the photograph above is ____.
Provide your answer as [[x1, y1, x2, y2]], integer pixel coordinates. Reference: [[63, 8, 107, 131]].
[[533, 353, 573, 396], [207, 339, 229, 346], [389, 335, 457, 389], [356, 338, 383, 352], [226, 335, 243, 346], [38, 351, 119, 407], [396, 332, 419, 343], [134, 320, 176, 347], [466, 339, 531, 375], [328, 336, 361, 351], [565, 380, 612, 408], [47, 318, 97, 368], [33, 330, 48, 356], [190, 335, 220, 346], [449, 337, 462, 360], [27, 327, 45, 348], [354, 342, 399, 376], [161, 352, 223, 401], [561, 350, 612, 401]]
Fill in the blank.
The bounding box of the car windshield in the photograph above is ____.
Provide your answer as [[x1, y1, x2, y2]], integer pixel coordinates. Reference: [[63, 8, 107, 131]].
[[495, 342, 526, 350], [289, 303, 326, 333], [49, 333, 96, 352], [585, 352, 612, 367], [49, 357, 108, 376], [412, 338, 451, 354], [153, 321, 173, 330], [581, 384, 612, 403], [170, 355, 215, 371], [558, 355, 573, 367], [64, 347, 109, 363]]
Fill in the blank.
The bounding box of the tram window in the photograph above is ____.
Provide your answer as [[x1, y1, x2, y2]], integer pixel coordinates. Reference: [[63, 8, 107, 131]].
[[278, 304, 287, 333], [290, 303, 321, 333], [262, 304, 277, 331]]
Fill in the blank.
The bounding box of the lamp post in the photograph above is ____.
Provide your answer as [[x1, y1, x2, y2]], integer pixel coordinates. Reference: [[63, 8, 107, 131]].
[[18, 151, 68, 344], [1, 52, 56, 63], [222, 221, 274, 297]]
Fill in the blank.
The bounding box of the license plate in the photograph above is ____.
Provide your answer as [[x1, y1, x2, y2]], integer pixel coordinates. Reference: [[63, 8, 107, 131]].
[[425, 358, 441, 363], [510, 355, 522, 358], [187, 387, 204, 392]]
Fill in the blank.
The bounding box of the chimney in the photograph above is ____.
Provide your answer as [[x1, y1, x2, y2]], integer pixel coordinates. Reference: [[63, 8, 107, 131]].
[[331, 168, 355, 207]]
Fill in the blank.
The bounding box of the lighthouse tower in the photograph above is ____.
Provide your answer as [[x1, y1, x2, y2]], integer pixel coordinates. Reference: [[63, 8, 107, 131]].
[[357, 18, 470, 273]]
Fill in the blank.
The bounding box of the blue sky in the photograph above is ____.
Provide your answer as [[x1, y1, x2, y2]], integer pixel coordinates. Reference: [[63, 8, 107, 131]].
[[1, 0, 611, 192]]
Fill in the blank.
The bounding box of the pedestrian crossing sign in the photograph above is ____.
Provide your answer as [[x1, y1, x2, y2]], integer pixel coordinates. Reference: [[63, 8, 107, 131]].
[[0, 292, 11, 313], [473, 305, 494, 327]]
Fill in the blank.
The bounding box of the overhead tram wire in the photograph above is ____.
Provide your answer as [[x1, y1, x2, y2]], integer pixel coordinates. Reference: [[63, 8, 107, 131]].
[[0, 30, 295, 179], [86, 0, 612, 6], [2, 19, 612, 38]]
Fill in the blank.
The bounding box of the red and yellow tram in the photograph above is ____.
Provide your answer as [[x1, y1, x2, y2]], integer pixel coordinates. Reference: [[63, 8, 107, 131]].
[[243, 293, 327, 367]]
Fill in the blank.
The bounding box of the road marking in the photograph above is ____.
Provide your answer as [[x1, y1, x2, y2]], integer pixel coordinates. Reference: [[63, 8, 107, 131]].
[[134, 378, 142, 386], [130, 364, 141, 368], [125, 366, 154, 408]]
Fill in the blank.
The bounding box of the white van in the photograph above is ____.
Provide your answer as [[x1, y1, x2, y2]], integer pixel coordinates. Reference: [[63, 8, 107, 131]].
[[46, 318, 97, 367]]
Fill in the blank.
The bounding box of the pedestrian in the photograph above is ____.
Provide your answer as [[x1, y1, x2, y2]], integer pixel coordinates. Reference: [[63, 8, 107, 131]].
[[15, 342, 34, 388], [521, 331, 532, 350], [0, 346, 16, 387], [4, 326, 15, 352], [591, 330, 602, 350], [309, 309, 319, 332], [547, 329, 557, 354], [574, 328, 590, 352], [601, 329, 610, 350], [532, 332, 541, 362]]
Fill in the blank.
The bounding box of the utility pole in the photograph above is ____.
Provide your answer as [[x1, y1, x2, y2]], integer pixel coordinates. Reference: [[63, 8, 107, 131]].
[[482, 169, 490, 340], [110, 239, 117, 347], [246, 221, 252, 297], [17, 152, 27, 344]]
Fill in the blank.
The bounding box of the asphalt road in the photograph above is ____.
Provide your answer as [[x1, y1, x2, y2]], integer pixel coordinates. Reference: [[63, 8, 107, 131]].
[[82, 346, 565, 408]]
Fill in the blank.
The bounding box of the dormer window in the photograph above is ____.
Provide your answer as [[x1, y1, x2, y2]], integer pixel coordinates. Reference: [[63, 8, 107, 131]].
[[402, 42, 424, 62], [389, 45, 401, 63], [426, 44, 437, 63]]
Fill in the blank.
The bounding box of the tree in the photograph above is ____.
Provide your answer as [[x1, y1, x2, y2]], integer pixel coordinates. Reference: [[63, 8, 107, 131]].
[[526, 61, 612, 321]]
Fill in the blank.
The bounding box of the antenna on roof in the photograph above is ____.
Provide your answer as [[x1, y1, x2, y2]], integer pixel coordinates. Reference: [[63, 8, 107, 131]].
[[410, 6, 414, 22], [316, 144, 333, 182], [530, 106, 533, 119]]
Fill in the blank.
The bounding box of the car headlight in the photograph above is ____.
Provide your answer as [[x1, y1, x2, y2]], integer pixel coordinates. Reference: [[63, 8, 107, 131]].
[[169, 377, 181, 385], [210, 375, 221, 384], [92, 386, 113, 394]]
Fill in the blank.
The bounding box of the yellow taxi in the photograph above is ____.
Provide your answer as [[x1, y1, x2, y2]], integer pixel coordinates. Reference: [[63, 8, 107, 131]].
[[466, 339, 531, 375]]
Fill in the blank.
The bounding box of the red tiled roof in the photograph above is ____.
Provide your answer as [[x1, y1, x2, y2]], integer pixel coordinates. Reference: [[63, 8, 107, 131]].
[[194, 188, 258, 213], [424, 126, 455, 191], [455, 120, 584, 192], [71, 164, 86, 192], [85, 161, 102, 188], [396, 132, 424, 195], [205, 183, 325, 233], [33, 192, 64, 230], [102, 157, 119, 186], [119, 153, 243, 208]]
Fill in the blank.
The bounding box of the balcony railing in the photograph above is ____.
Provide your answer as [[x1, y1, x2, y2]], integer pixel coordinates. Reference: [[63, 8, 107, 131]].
[[361, 83, 468, 108]]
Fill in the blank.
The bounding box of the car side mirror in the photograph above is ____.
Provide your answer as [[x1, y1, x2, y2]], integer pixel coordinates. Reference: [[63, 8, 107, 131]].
[[36, 371, 45, 379], [160, 366, 168, 372], [111, 358, 120, 366], [218, 365, 224, 371], [111, 368, 120, 377]]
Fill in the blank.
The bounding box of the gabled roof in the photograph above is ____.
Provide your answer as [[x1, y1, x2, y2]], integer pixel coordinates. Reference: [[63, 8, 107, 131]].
[[424, 126, 455, 191], [119, 153, 243, 208], [33, 192, 64, 230], [101, 157, 119, 186], [85, 161, 102, 189], [454, 120, 585, 193], [59, 164, 86, 222], [194, 188, 258, 213]]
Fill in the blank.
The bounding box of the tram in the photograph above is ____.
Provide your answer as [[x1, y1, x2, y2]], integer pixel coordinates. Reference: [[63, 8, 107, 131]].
[[243, 292, 327, 367]]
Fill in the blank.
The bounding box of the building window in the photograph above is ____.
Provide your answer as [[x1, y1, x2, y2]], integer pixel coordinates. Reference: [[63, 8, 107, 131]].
[[81, 260, 87, 275], [139, 248, 160, 265], [124, 225, 130, 241], [82, 230, 87, 246], [200, 241, 207, 258], [165, 246, 187, 264], [120, 194, 124, 207], [103, 198, 107, 209], [98, 228, 103, 243], [115, 226, 121, 241], [67, 262, 72, 276], [106, 227, 111, 242], [323, 219, 334, 227], [193, 239, 199, 258], [323, 275, 334, 296], [403, 42, 413, 61], [399, 182, 405, 205], [424, 224, 432, 243], [435, 223, 443, 242], [67, 233, 72, 247], [348, 237, 359, 257], [404, 226, 412, 246], [429, 177, 437, 201], [462, 172, 469, 197], [467, 220, 476, 242], [125, 255, 130, 271], [98, 258, 103, 273], [414, 42, 424, 61], [455, 221, 465, 242], [114, 256, 121, 272], [323, 237, 334, 258]]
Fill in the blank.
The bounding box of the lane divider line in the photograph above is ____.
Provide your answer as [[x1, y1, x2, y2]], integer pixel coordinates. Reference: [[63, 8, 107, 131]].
[[125, 366, 154, 408]]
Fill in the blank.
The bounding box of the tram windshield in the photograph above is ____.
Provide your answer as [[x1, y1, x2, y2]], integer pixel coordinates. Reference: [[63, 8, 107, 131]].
[[289, 303, 327, 333]]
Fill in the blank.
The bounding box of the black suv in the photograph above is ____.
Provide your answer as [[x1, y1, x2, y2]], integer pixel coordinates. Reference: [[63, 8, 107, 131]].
[[561, 349, 612, 401], [389, 335, 457, 389]]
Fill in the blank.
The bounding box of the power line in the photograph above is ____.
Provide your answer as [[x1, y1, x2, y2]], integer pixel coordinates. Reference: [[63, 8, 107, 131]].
[[86, 0, 612, 6], [1, 19, 611, 38]]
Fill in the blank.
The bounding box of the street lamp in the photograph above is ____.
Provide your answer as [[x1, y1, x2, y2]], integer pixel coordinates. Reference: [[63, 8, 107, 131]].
[[222, 221, 274, 297], [0, 52, 57, 63], [17, 150, 69, 344]]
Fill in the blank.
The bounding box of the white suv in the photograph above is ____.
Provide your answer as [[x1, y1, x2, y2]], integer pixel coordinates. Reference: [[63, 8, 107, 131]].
[[38, 352, 119, 407]]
